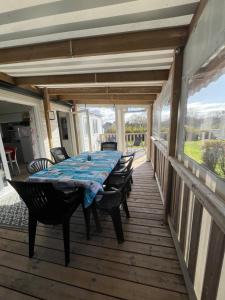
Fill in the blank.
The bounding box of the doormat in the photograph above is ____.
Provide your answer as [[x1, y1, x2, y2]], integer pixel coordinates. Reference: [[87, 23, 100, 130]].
[[0, 196, 28, 228]]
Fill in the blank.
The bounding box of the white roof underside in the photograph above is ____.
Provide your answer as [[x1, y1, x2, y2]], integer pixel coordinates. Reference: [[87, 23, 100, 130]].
[[0, 0, 199, 87]]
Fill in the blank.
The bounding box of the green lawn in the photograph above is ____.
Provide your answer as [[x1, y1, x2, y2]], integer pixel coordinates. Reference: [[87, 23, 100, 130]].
[[184, 140, 203, 164]]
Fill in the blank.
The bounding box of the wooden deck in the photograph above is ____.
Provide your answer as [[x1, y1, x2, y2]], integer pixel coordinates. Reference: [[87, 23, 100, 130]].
[[0, 162, 188, 300]]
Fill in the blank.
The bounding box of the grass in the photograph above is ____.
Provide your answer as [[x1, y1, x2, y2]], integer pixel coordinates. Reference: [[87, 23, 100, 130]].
[[184, 140, 204, 164], [184, 140, 225, 178]]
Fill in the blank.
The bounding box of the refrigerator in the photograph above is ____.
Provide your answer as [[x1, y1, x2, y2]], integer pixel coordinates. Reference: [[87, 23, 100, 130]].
[[12, 126, 34, 164]]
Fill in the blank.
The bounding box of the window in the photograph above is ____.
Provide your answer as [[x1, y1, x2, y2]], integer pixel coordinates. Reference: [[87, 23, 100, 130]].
[[184, 46, 225, 180], [60, 117, 69, 140], [92, 119, 98, 134]]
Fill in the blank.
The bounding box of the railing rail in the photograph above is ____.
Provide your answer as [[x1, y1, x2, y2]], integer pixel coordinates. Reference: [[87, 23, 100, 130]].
[[169, 156, 225, 234], [151, 137, 225, 300], [100, 132, 147, 152]]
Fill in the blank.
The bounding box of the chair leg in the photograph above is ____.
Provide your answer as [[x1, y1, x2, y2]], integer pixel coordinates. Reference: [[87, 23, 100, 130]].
[[15, 161, 20, 175], [131, 175, 133, 185], [62, 220, 70, 267], [28, 214, 37, 258], [110, 207, 124, 244], [91, 201, 102, 233], [82, 203, 91, 240], [122, 198, 130, 218]]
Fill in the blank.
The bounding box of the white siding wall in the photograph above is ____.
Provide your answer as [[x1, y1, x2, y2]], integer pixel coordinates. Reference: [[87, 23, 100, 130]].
[[39, 102, 72, 158]]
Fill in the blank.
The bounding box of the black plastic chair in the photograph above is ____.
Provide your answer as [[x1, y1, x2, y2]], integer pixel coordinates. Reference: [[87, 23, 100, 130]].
[[108, 167, 133, 198], [95, 169, 133, 243], [8, 180, 88, 266], [101, 142, 117, 151], [114, 155, 134, 186], [50, 147, 70, 163], [27, 158, 55, 175], [119, 152, 135, 166]]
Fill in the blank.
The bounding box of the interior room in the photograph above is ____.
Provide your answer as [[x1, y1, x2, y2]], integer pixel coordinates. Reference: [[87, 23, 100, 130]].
[[0, 101, 35, 180]]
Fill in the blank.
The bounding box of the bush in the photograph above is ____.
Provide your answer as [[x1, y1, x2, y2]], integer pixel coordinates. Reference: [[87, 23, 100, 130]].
[[202, 140, 225, 175]]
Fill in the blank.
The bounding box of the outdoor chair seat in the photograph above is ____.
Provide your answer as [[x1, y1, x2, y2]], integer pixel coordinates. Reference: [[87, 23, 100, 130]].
[[8, 180, 93, 266], [27, 158, 55, 174], [50, 147, 70, 163], [94, 170, 133, 243], [101, 142, 117, 151]]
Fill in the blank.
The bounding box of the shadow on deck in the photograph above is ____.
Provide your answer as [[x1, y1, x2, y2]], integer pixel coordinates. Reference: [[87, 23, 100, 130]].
[[0, 162, 188, 300]]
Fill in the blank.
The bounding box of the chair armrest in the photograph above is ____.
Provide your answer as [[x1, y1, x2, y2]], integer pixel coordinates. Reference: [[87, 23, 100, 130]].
[[97, 187, 121, 195]]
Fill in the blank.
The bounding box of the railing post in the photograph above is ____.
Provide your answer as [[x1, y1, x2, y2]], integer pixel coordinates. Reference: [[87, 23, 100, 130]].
[[164, 47, 184, 220]]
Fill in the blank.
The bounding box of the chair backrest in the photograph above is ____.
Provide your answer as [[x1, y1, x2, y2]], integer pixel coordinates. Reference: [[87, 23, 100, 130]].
[[8, 180, 83, 224], [133, 136, 142, 146], [126, 156, 134, 172], [4, 146, 17, 160], [101, 142, 117, 151], [50, 147, 70, 163], [27, 158, 54, 174]]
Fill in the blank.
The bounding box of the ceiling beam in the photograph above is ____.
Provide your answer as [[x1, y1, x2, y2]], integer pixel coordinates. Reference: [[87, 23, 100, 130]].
[[15, 70, 169, 86], [47, 86, 162, 95], [0, 26, 188, 65], [0, 72, 15, 85], [57, 94, 156, 101], [71, 99, 153, 105]]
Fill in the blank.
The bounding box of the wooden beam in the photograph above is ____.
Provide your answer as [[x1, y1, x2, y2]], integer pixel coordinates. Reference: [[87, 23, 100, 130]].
[[0, 72, 15, 85], [43, 88, 52, 148], [15, 70, 169, 86], [71, 99, 153, 105], [0, 26, 188, 64], [189, 0, 208, 36], [58, 94, 156, 101], [72, 26, 188, 57], [164, 47, 184, 219], [47, 86, 162, 95]]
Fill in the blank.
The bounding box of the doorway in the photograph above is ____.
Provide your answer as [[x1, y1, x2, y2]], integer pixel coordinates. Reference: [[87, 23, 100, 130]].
[[0, 101, 40, 180]]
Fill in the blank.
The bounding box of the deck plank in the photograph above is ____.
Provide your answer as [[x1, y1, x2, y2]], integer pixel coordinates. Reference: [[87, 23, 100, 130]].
[[0, 161, 188, 299]]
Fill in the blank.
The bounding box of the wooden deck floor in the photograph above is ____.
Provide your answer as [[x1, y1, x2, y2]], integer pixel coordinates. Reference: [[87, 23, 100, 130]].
[[0, 162, 188, 300]]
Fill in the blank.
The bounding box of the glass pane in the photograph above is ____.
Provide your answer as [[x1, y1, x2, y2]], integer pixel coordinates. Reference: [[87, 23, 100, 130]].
[[125, 107, 147, 154], [184, 46, 225, 179]]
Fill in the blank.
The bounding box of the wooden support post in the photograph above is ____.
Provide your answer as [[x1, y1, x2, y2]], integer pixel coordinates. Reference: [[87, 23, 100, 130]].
[[149, 104, 153, 161], [43, 88, 52, 148], [146, 105, 152, 161], [72, 102, 80, 154], [115, 106, 125, 153], [165, 47, 184, 219]]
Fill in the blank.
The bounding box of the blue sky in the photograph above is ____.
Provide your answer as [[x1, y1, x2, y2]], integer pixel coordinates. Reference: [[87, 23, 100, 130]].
[[188, 73, 225, 104]]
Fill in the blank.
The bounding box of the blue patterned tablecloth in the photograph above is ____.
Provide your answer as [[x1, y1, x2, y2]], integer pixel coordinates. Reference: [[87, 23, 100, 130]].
[[29, 151, 122, 207]]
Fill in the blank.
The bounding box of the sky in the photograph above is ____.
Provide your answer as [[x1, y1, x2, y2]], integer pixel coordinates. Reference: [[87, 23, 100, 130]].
[[87, 106, 147, 123], [187, 73, 225, 116]]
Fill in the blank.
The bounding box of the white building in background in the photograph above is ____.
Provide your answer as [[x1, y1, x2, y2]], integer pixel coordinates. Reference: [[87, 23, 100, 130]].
[[76, 110, 103, 152]]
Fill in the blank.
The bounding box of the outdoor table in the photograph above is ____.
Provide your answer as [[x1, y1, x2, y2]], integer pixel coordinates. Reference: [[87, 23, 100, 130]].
[[29, 150, 122, 207]]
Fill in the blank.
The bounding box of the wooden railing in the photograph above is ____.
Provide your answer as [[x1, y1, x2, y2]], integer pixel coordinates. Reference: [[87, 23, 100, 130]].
[[151, 137, 168, 204], [152, 137, 225, 300], [100, 132, 146, 152]]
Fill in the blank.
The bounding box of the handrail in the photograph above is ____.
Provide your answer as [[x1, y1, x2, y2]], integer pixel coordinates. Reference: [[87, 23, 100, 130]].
[[169, 157, 225, 234]]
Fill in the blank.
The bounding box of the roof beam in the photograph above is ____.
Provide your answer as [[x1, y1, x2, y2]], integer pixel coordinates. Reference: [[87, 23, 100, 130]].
[[0, 26, 188, 64], [15, 70, 169, 86], [72, 99, 153, 105], [57, 94, 156, 101], [47, 86, 162, 95], [0, 72, 15, 85]]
